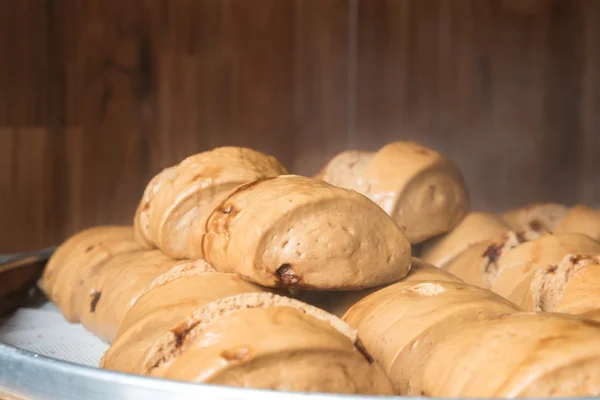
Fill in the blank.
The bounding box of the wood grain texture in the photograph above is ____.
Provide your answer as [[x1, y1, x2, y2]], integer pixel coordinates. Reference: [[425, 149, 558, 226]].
[[0, 0, 349, 252], [0, 129, 51, 252], [355, 0, 598, 211], [580, 0, 600, 205], [0, 0, 599, 253]]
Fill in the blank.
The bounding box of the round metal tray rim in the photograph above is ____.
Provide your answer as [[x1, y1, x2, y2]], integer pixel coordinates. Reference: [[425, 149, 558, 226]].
[[0, 343, 396, 400]]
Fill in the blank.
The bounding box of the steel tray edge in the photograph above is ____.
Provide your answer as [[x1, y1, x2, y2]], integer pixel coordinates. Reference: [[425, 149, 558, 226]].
[[1, 343, 593, 400], [0, 343, 396, 400]]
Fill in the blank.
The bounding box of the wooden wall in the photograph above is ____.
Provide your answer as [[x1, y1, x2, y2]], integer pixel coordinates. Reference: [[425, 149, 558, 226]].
[[1, 0, 599, 252]]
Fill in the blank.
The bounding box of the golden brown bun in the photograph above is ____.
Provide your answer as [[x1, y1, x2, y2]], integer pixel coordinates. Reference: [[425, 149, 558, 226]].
[[134, 147, 287, 259], [38, 226, 141, 322], [490, 233, 600, 309], [555, 205, 600, 240], [530, 254, 600, 314], [581, 308, 600, 322], [314, 150, 373, 188], [442, 241, 491, 288], [421, 212, 510, 268], [41, 225, 232, 342], [101, 264, 270, 373], [295, 258, 462, 318], [442, 230, 542, 289], [319, 142, 469, 244], [421, 312, 600, 397], [202, 175, 411, 290], [503, 203, 600, 242], [502, 202, 569, 232], [343, 280, 518, 394], [74, 249, 179, 342], [139, 293, 393, 395]]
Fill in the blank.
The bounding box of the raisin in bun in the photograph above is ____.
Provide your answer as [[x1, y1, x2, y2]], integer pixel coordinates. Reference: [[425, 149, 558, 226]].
[[38, 226, 141, 322], [442, 230, 542, 289], [530, 254, 600, 314], [421, 212, 510, 268], [502, 202, 569, 232], [135, 293, 393, 395], [199, 175, 411, 290], [101, 263, 270, 373], [343, 280, 518, 394], [490, 233, 600, 309], [134, 147, 287, 259]]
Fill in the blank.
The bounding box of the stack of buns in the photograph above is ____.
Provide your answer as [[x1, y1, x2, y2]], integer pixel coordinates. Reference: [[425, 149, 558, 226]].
[[38, 142, 600, 397]]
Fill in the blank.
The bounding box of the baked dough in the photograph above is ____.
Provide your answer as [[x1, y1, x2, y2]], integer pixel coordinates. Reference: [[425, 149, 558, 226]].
[[101, 263, 270, 373], [442, 241, 492, 288], [421, 212, 510, 268], [555, 205, 600, 240], [503, 202, 569, 232], [442, 230, 542, 288], [490, 233, 600, 309], [318, 142, 469, 243], [503, 203, 600, 241], [581, 308, 600, 322], [421, 312, 600, 397], [39, 225, 268, 344], [137, 292, 393, 394], [343, 280, 518, 394], [38, 226, 141, 322], [295, 258, 462, 317], [530, 254, 600, 314], [73, 250, 180, 342], [134, 147, 287, 259], [201, 175, 411, 290]]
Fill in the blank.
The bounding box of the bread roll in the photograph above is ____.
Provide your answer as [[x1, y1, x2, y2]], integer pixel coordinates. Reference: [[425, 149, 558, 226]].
[[343, 280, 518, 394], [135, 293, 393, 394], [530, 254, 600, 314], [318, 142, 469, 243], [38, 226, 141, 321], [201, 175, 411, 290], [421, 212, 510, 268], [313, 150, 373, 188], [40, 225, 266, 345], [295, 258, 462, 317], [73, 250, 181, 342], [503, 202, 569, 232], [421, 312, 600, 397], [101, 264, 270, 373], [134, 147, 287, 259], [581, 308, 600, 322], [442, 241, 491, 288], [490, 233, 600, 309], [443, 230, 542, 288], [555, 205, 600, 240]]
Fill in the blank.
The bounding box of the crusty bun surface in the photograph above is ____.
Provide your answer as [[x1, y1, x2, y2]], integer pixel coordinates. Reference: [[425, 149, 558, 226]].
[[319, 142, 469, 244], [134, 147, 288, 259], [201, 175, 411, 290], [140, 293, 394, 395], [421, 312, 600, 397], [421, 211, 510, 268]]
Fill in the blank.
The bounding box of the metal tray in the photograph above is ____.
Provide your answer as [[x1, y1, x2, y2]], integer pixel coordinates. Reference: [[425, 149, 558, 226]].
[[0, 342, 400, 400]]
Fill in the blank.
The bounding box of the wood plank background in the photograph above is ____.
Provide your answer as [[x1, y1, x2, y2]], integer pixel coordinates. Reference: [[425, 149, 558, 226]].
[[1, 0, 599, 252]]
